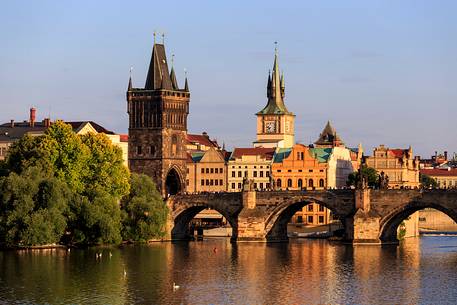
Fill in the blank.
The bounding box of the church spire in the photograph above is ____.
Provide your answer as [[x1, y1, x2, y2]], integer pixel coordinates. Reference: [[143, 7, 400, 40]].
[[257, 44, 290, 115], [145, 40, 173, 90], [170, 54, 179, 90]]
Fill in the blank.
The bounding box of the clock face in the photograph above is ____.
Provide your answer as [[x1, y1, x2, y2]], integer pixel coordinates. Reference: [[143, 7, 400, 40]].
[[266, 122, 276, 133]]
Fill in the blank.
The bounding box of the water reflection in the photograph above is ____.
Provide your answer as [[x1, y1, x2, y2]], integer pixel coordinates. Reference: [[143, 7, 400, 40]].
[[1, 237, 457, 304]]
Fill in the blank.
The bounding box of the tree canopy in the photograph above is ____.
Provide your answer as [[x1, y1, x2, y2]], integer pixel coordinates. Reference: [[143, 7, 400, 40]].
[[347, 165, 379, 188]]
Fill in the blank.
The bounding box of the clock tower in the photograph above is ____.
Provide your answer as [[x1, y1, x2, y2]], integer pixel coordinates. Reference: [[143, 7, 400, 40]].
[[253, 48, 295, 148]]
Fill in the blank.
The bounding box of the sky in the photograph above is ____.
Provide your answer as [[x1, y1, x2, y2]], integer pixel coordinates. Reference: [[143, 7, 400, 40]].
[[1, 1, 456, 157]]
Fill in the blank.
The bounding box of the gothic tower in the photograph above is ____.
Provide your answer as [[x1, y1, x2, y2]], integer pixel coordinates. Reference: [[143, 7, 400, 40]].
[[127, 41, 189, 196], [253, 48, 295, 148]]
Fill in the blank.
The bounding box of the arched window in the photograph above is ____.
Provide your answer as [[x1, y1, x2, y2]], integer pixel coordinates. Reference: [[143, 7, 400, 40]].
[[287, 179, 292, 188], [298, 179, 303, 189], [276, 179, 282, 188], [171, 135, 178, 156], [308, 179, 314, 188], [319, 179, 325, 188]]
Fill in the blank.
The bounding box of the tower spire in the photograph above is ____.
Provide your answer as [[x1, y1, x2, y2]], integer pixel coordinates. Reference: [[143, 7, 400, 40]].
[[184, 69, 189, 92], [128, 66, 133, 90], [170, 54, 179, 90]]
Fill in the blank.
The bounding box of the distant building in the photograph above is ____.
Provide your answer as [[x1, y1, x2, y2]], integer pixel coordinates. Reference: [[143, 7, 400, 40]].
[[420, 168, 457, 189], [253, 48, 295, 148], [186, 133, 228, 193], [271, 144, 327, 190], [365, 145, 420, 188], [227, 147, 275, 191], [0, 108, 128, 166]]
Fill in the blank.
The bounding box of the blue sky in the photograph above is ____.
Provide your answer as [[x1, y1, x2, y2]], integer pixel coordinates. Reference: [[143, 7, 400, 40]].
[[1, 1, 456, 157]]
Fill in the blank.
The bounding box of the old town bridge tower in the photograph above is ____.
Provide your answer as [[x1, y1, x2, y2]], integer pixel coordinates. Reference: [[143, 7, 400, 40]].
[[127, 41, 189, 196]]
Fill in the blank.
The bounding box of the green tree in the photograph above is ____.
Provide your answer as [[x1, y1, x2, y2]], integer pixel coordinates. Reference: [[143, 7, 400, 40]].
[[80, 132, 130, 199], [347, 165, 379, 188], [67, 189, 122, 245], [420, 173, 437, 188], [0, 168, 70, 247], [121, 174, 169, 242]]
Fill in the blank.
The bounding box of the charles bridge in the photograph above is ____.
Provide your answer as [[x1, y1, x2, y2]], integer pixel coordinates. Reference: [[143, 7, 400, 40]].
[[165, 189, 457, 244]]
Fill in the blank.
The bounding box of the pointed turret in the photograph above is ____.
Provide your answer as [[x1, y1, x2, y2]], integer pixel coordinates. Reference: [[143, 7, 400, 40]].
[[314, 121, 344, 148], [280, 72, 285, 97], [145, 43, 173, 90], [170, 67, 179, 90], [257, 47, 290, 115], [184, 76, 189, 92], [128, 76, 132, 90]]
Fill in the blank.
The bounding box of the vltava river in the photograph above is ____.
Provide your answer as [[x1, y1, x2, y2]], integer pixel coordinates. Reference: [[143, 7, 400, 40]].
[[1, 237, 457, 304]]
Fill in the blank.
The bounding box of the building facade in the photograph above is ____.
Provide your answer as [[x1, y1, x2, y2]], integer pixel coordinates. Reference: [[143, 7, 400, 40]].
[[420, 168, 457, 189], [227, 148, 274, 191], [253, 48, 295, 148], [127, 42, 190, 196], [365, 145, 420, 188]]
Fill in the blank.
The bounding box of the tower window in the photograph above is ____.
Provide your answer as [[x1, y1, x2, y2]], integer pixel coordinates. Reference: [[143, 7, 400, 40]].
[[137, 146, 142, 155]]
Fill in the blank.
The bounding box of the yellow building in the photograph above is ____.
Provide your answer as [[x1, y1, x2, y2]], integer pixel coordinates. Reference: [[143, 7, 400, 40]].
[[186, 147, 227, 193], [365, 145, 420, 188], [420, 168, 457, 189], [228, 147, 275, 191]]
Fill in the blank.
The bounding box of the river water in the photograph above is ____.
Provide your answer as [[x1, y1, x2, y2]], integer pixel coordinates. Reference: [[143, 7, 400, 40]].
[[1, 236, 457, 304]]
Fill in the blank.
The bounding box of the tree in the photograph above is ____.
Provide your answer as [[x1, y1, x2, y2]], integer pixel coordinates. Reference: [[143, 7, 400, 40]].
[[121, 174, 169, 242], [0, 167, 70, 247], [80, 132, 130, 199], [420, 173, 437, 188], [347, 165, 379, 188]]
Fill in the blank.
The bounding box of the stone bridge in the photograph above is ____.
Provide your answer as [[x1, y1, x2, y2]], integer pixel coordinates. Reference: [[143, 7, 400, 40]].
[[165, 189, 457, 244]]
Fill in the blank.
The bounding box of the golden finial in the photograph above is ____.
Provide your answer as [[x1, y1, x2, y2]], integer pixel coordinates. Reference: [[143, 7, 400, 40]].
[[153, 31, 156, 44], [171, 54, 175, 67], [274, 41, 278, 55]]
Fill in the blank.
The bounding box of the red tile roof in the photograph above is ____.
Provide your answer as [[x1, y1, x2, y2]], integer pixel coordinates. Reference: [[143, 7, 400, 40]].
[[389, 149, 406, 158], [186, 133, 219, 148], [421, 168, 457, 177], [231, 147, 275, 160], [119, 134, 128, 142]]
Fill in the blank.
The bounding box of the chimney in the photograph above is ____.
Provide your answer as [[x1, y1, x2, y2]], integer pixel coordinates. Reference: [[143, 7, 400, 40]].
[[10, 119, 14, 128], [29, 107, 36, 127], [42, 118, 51, 128], [444, 151, 448, 160]]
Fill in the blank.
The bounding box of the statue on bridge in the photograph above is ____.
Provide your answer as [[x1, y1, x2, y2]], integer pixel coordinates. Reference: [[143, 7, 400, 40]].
[[378, 171, 390, 190], [356, 167, 369, 190], [243, 177, 255, 191]]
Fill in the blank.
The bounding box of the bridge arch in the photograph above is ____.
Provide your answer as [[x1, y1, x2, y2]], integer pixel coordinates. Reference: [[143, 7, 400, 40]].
[[169, 194, 242, 241], [263, 194, 341, 242], [379, 199, 457, 243]]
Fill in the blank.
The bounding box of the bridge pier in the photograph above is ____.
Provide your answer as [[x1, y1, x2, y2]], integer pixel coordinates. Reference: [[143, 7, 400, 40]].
[[237, 190, 270, 242]]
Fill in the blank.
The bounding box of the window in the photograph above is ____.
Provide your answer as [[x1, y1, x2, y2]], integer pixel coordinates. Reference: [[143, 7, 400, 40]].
[[220, 179, 223, 185], [298, 179, 303, 188], [266, 171, 270, 177], [254, 183, 257, 189], [309, 169, 313, 173], [277, 170, 282, 172], [232, 183, 236, 189], [210, 168, 214, 174], [232, 171, 236, 177], [300, 152, 304, 160], [260, 183, 263, 189], [260, 171, 264, 177], [308, 204, 313, 212], [319, 205, 325, 212], [318, 216, 324, 223], [288, 169, 292, 172], [307, 216, 314, 223], [319, 179, 325, 188], [201, 179, 204, 186], [137, 146, 142, 155], [320, 169, 324, 173], [287, 179, 292, 188], [298, 169, 302, 172], [245, 171, 248, 177], [214, 168, 218, 174], [253, 171, 257, 177], [206, 168, 209, 174], [297, 216, 303, 223], [201, 168, 205, 174], [238, 171, 242, 177], [308, 179, 314, 188], [238, 183, 242, 189], [266, 183, 270, 189], [277, 179, 282, 188], [206, 179, 209, 186], [220, 168, 223, 173], [150, 145, 155, 155], [210, 180, 214, 186], [215, 179, 218, 186], [171, 135, 178, 156]]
